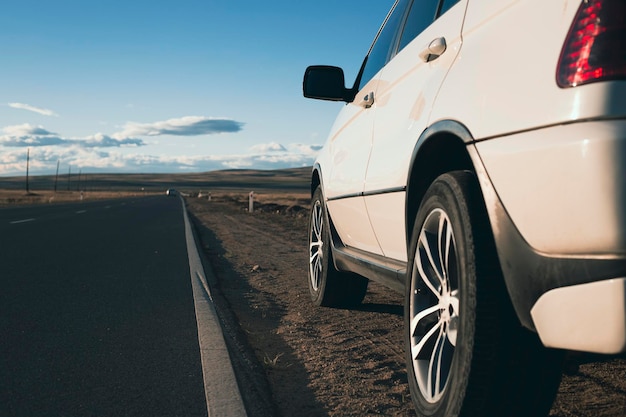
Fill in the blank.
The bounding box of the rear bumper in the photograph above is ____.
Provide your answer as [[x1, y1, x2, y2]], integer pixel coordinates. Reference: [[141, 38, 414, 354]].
[[531, 278, 626, 354]]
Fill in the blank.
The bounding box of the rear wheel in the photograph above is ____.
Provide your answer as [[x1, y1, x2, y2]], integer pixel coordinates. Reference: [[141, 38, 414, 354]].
[[405, 171, 562, 417], [308, 186, 368, 307]]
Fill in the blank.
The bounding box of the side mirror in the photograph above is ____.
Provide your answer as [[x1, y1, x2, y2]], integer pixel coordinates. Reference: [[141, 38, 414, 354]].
[[303, 65, 353, 102]]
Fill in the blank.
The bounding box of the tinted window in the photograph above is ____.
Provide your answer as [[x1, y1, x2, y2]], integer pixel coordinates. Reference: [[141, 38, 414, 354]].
[[439, 0, 460, 16], [358, 0, 410, 91], [398, 0, 440, 52]]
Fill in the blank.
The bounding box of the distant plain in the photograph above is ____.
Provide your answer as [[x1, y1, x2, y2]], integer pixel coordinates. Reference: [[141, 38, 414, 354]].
[[0, 166, 311, 207]]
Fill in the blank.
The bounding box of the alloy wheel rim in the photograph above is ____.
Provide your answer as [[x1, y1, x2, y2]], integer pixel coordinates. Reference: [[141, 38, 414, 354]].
[[309, 199, 324, 291], [410, 208, 460, 403]]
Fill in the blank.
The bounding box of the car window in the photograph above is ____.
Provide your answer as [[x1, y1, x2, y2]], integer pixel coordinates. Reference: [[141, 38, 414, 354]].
[[397, 0, 440, 53], [438, 0, 460, 16], [357, 0, 411, 91]]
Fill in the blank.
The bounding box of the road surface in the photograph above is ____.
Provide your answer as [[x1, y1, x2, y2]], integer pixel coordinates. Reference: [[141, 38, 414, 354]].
[[0, 197, 208, 417]]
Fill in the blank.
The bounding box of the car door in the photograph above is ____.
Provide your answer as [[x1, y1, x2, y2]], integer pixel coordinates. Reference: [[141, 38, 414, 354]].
[[363, 0, 468, 262], [325, 0, 411, 256]]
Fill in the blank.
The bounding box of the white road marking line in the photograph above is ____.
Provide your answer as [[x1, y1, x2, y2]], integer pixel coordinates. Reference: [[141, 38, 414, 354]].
[[10, 218, 36, 224], [76, 210, 87, 214]]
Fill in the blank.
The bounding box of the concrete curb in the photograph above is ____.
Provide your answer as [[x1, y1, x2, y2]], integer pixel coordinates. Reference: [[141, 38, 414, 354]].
[[181, 198, 248, 417]]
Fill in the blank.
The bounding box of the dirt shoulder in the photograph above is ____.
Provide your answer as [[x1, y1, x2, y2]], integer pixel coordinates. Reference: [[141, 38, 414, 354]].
[[185, 195, 626, 417]]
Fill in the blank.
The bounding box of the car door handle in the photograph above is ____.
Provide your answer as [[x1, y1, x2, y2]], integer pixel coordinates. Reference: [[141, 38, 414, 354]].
[[419, 37, 447, 62], [359, 91, 375, 109]]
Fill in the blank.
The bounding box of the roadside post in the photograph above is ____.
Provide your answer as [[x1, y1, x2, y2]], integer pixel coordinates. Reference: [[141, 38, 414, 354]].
[[249, 191, 254, 213]]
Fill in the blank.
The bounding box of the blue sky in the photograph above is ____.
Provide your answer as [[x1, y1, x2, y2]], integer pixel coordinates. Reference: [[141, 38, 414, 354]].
[[0, 0, 394, 176]]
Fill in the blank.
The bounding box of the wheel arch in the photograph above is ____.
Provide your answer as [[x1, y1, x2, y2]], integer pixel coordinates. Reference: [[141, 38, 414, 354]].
[[311, 163, 322, 198], [405, 120, 476, 247]]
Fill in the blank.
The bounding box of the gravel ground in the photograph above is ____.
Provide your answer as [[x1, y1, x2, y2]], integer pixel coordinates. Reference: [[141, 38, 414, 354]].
[[186, 196, 626, 417]]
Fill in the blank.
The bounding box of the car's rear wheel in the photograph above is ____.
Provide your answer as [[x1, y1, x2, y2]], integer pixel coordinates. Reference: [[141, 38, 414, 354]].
[[308, 186, 368, 307], [405, 171, 562, 417]]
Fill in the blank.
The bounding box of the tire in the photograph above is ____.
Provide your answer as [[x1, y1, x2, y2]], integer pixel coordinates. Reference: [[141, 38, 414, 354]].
[[405, 171, 562, 417], [308, 186, 368, 308]]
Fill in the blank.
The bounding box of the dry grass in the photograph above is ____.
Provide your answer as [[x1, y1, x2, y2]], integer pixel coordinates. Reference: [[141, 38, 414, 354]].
[[194, 191, 309, 206], [189, 191, 311, 218]]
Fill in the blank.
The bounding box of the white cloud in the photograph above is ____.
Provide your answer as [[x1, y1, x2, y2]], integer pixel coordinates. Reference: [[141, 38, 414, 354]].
[[1, 124, 65, 147], [249, 142, 287, 153], [82, 133, 144, 148], [286, 143, 323, 156], [3, 123, 56, 136], [0, 124, 145, 148], [0, 119, 321, 176], [116, 116, 244, 138], [0, 147, 67, 175], [0, 141, 320, 176], [8, 102, 59, 117]]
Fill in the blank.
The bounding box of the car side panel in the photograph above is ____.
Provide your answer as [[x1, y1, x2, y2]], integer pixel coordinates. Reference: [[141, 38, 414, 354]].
[[364, 1, 468, 262], [432, 0, 626, 139], [362, 192, 407, 261], [431, 0, 584, 139], [321, 77, 384, 256]]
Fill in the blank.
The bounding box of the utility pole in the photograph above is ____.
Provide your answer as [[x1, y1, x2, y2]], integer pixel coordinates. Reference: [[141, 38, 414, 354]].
[[77, 170, 82, 192], [54, 160, 60, 192], [25, 148, 30, 194], [67, 165, 71, 191]]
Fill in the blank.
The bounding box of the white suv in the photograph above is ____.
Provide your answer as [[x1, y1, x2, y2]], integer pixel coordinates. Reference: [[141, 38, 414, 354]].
[[303, 0, 626, 415]]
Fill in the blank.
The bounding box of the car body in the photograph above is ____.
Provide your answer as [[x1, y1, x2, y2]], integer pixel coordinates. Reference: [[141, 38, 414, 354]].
[[303, 0, 626, 415], [166, 189, 177, 196]]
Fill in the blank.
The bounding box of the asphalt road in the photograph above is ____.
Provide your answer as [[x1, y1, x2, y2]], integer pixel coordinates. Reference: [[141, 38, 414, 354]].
[[0, 196, 208, 417]]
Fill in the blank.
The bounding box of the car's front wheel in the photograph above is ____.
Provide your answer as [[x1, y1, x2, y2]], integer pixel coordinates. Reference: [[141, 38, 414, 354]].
[[405, 171, 562, 417], [308, 186, 368, 307]]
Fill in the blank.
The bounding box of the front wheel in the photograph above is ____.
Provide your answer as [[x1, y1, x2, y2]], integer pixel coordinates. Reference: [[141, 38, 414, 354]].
[[308, 186, 368, 308], [405, 171, 562, 417]]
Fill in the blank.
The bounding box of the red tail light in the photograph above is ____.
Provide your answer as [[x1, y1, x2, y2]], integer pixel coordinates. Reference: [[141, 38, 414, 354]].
[[557, 0, 626, 88]]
